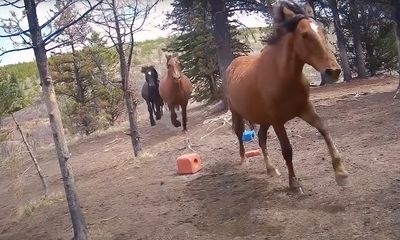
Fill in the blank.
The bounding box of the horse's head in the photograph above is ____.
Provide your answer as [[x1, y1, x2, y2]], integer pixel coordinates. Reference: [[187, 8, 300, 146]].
[[141, 65, 158, 88], [166, 54, 182, 83], [275, 1, 341, 82]]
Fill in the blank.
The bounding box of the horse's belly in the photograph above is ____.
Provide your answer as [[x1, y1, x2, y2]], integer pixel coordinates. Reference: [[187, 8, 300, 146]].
[[229, 89, 307, 125]]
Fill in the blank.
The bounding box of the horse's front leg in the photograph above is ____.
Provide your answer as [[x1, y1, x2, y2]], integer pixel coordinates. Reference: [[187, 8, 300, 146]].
[[168, 103, 181, 128], [273, 124, 302, 193], [299, 103, 350, 186], [146, 100, 156, 126], [181, 102, 188, 131], [258, 124, 280, 176], [155, 103, 162, 120]]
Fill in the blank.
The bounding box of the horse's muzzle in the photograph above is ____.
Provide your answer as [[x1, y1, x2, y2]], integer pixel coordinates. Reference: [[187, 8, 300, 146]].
[[173, 76, 181, 83], [323, 68, 341, 82]]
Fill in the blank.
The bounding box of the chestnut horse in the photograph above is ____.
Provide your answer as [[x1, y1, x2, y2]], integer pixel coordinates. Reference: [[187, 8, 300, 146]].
[[159, 55, 192, 131], [225, 1, 349, 192]]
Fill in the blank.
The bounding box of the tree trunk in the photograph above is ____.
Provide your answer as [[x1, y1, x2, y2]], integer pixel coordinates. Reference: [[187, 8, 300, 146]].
[[208, 74, 217, 99], [24, 1, 89, 239], [111, 0, 141, 156], [209, 0, 234, 111], [394, 2, 400, 99], [330, 0, 352, 82], [349, 1, 368, 79], [71, 43, 85, 103], [12, 113, 48, 196]]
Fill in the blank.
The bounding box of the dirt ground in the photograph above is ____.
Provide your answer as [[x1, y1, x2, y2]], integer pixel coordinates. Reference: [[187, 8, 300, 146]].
[[0, 77, 399, 240]]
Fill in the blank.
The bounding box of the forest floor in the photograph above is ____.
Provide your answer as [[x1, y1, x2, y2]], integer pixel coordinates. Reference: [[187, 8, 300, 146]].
[[0, 76, 399, 240]]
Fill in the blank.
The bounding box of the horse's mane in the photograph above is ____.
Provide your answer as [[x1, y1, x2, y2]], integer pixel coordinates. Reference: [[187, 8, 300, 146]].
[[263, 1, 308, 45], [150, 66, 159, 81], [142, 65, 159, 81]]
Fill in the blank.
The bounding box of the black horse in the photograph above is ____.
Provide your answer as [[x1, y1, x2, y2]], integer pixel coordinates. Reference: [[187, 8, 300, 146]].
[[141, 66, 164, 126]]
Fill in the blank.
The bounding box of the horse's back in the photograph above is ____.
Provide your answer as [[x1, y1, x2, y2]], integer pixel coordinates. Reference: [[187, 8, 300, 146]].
[[226, 54, 260, 84], [226, 51, 309, 124], [226, 54, 262, 107]]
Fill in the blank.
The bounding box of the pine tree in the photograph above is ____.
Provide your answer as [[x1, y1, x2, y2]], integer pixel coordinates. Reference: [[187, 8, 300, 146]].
[[165, 0, 252, 102]]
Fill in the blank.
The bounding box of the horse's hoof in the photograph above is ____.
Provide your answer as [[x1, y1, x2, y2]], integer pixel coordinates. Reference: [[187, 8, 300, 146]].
[[289, 177, 304, 194], [267, 168, 281, 177], [240, 157, 250, 166], [335, 172, 350, 187], [172, 121, 181, 127], [151, 121, 156, 126]]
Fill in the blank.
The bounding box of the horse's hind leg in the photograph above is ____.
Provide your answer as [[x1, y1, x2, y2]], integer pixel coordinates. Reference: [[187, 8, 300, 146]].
[[258, 124, 280, 176], [168, 103, 181, 128], [300, 103, 349, 186], [146, 100, 156, 126], [273, 124, 303, 192], [231, 111, 246, 164], [181, 102, 188, 131]]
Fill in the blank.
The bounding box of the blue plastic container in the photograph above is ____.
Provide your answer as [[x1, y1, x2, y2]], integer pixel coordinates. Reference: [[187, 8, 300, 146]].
[[242, 130, 256, 142]]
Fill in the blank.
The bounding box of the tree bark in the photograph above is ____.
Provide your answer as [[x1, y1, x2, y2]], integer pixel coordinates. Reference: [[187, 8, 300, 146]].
[[24, 1, 89, 239], [330, 0, 352, 82], [209, 0, 234, 111], [12, 113, 48, 197], [111, 0, 142, 156], [208, 74, 217, 99], [71, 43, 85, 103], [349, 1, 368, 79]]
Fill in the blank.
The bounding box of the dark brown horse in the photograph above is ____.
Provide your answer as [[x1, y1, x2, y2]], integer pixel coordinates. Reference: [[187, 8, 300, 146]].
[[226, 1, 349, 192], [141, 65, 163, 126], [159, 55, 192, 131]]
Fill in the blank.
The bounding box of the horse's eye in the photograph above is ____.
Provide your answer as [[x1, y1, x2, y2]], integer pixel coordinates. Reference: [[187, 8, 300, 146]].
[[302, 32, 309, 39]]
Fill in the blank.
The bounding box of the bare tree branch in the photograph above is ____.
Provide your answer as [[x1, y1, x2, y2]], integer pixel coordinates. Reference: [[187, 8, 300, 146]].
[[0, 0, 24, 8], [0, 29, 30, 38], [46, 41, 72, 53], [39, 0, 75, 30], [42, 0, 103, 45], [0, 45, 33, 57]]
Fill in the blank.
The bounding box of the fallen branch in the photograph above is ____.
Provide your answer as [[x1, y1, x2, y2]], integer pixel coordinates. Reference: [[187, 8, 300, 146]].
[[200, 121, 227, 140], [99, 215, 117, 223], [12, 114, 48, 197], [203, 111, 232, 126], [177, 131, 199, 152], [21, 163, 35, 176]]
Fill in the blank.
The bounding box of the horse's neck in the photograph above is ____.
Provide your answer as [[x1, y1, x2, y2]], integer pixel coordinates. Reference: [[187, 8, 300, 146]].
[[262, 35, 304, 80]]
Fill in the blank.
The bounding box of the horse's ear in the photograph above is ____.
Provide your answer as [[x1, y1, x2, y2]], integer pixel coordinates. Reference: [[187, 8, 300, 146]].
[[282, 6, 296, 20], [141, 66, 146, 73], [165, 54, 172, 61], [305, 2, 315, 18]]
